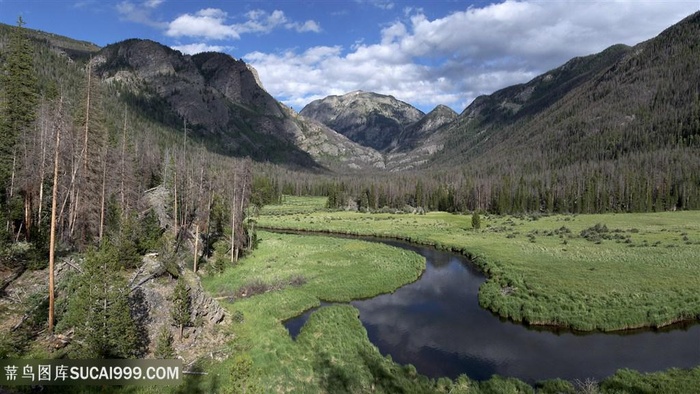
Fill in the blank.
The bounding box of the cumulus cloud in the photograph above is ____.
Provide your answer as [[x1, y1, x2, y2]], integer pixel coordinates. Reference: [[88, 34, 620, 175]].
[[165, 8, 321, 40], [166, 8, 239, 39], [245, 0, 698, 113]]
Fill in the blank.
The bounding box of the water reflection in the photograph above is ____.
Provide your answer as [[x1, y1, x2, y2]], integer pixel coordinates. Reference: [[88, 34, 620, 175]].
[[285, 238, 700, 383]]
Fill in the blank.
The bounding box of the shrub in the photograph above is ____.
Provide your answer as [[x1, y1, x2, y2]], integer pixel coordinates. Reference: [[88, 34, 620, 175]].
[[580, 223, 611, 242], [536, 378, 576, 393]]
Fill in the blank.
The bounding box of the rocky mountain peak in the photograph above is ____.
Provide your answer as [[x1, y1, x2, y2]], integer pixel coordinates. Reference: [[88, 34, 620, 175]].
[[300, 91, 425, 151]]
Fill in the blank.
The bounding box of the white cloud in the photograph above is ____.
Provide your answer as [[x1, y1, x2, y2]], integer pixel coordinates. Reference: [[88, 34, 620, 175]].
[[166, 8, 239, 39], [237, 9, 288, 34], [245, 1, 699, 113], [287, 20, 322, 33], [165, 8, 321, 40], [171, 43, 232, 55]]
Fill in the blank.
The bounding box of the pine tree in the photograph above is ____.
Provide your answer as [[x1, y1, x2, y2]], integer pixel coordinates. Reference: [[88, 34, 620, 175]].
[[154, 325, 175, 359], [59, 244, 138, 358], [0, 17, 38, 191], [471, 211, 481, 230], [171, 276, 191, 341]]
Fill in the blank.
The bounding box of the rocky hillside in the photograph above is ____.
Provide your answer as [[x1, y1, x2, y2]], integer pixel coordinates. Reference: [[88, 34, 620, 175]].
[[91, 39, 384, 171], [300, 91, 425, 151]]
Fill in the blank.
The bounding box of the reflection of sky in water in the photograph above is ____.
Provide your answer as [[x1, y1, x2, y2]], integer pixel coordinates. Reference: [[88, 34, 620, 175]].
[[285, 239, 700, 383]]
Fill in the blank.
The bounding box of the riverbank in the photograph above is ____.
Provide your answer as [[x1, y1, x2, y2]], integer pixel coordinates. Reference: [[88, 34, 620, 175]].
[[258, 201, 700, 332], [202, 231, 441, 392]]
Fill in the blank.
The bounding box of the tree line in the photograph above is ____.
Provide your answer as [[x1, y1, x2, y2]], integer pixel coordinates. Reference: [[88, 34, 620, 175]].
[[253, 144, 700, 215]]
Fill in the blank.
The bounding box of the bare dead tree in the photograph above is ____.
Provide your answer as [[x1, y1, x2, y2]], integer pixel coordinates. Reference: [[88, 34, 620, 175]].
[[48, 94, 65, 334]]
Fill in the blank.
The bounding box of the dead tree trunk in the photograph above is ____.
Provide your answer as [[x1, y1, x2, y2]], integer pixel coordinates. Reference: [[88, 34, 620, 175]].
[[48, 96, 63, 334], [230, 174, 237, 264], [193, 222, 199, 273]]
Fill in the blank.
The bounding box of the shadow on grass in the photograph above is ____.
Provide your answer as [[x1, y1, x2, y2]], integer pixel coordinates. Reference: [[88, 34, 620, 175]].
[[315, 351, 355, 394], [358, 348, 409, 393], [174, 361, 219, 394]]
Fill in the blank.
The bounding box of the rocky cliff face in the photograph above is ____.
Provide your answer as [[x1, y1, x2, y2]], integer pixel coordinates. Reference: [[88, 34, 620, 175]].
[[300, 91, 425, 152], [92, 39, 386, 170], [191, 51, 282, 116]]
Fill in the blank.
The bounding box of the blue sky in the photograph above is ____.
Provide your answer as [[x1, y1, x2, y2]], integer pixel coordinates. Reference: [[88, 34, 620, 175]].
[[1, 1, 698, 113]]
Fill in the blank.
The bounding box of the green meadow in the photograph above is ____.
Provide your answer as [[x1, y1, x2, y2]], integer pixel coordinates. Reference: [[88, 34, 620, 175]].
[[258, 199, 700, 332], [188, 226, 699, 393]]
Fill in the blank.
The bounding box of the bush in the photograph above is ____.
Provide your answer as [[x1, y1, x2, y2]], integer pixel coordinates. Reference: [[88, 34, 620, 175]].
[[580, 223, 611, 243], [228, 353, 259, 394], [536, 378, 576, 393]]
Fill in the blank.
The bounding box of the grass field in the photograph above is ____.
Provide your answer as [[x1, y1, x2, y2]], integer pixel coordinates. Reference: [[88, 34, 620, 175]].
[[258, 199, 700, 332]]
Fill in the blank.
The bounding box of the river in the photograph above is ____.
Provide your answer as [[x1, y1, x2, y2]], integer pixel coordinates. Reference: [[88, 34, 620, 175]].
[[284, 236, 700, 383]]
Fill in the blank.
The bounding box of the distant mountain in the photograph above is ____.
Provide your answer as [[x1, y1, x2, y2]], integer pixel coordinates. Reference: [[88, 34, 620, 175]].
[[391, 104, 457, 152], [300, 91, 425, 151], [91, 39, 385, 170], [379, 105, 458, 172]]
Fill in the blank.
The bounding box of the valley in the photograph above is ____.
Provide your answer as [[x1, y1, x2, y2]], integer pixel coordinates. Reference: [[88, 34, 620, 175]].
[[0, 7, 698, 394]]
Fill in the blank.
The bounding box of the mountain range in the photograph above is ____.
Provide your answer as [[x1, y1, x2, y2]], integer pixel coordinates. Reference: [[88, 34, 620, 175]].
[[1, 11, 698, 176]]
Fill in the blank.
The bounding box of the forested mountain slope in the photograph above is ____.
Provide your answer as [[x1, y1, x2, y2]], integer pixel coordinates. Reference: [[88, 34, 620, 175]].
[[0, 19, 257, 360], [424, 11, 700, 213]]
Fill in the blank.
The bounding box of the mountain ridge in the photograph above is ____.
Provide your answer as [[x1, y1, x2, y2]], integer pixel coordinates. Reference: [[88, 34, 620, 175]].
[[2, 11, 698, 179]]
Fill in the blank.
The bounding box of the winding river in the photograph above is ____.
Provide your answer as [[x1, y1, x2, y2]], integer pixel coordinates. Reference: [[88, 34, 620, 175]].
[[284, 237, 700, 383]]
